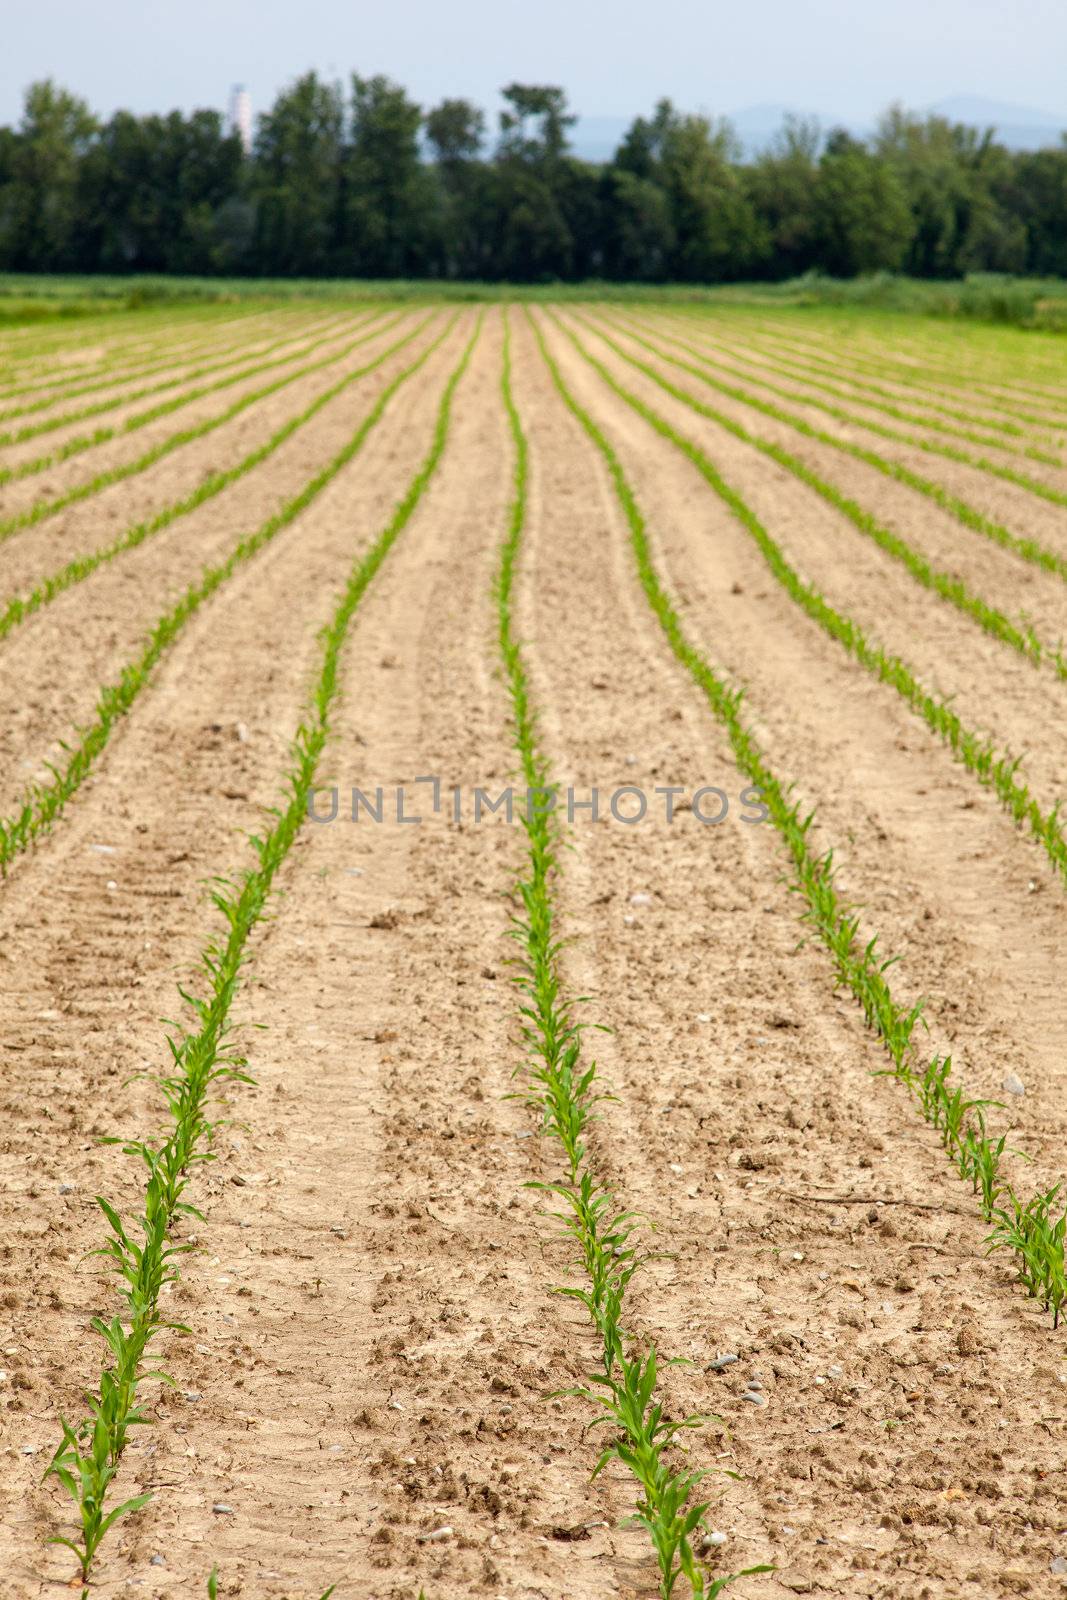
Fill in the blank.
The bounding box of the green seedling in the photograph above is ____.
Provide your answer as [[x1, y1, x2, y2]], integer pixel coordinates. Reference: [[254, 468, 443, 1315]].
[[529, 305, 1066, 1330], [553, 311, 1067, 885], [0, 313, 453, 872], [497, 313, 763, 1598], [43, 317, 482, 1588]]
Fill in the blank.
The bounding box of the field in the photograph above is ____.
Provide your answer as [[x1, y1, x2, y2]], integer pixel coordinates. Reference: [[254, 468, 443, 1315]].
[[0, 295, 1064, 1600]]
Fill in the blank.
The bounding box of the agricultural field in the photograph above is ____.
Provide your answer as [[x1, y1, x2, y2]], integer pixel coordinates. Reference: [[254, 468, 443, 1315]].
[[0, 293, 1064, 1600]]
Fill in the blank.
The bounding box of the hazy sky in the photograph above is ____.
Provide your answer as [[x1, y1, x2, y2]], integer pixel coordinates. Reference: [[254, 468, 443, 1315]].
[[3, 0, 1065, 128]]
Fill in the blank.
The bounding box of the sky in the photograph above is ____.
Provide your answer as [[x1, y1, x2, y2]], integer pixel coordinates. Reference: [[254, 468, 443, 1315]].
[[3, 0, 1065, 130]]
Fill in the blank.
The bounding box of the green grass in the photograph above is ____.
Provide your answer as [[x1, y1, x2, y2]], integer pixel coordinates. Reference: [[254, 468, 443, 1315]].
[[529, 307, 1066, 1330], [5, 270, 1067, 325], [0, 313, 452, 870], [44, 316, 481, 1596]]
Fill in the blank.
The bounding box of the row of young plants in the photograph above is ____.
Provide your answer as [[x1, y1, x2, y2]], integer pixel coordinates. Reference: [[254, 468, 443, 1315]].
[[0, 311, 366, 487], [626, 311, 1067, 516], [0, 312, 427, 644], [496, 314, 770, 1600], [0, 306, 351, 453], [530, 310, 1066, 1332], [558, 313, 1067, 890], [584, 311, 1067, 680], [0, 300, 302, 400], [0, 302, 286, 413], [662, 318, 1061, 465], [677, 314, 1065, 447], [0, 313, 456, 872], [44, 316, 482, 1596], [707, 310, 1067, 430], [0, 310, 409, 546], [610, 313, 1067, 590]]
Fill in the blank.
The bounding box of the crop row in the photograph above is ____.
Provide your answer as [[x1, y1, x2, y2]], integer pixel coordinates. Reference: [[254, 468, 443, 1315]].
[[0, 311, 412, 544], [552, 313, 1067, 892], [0, 306, 352, 454], [43, 316, 481, 1594], [663, 317, 1063, 464], [645, 312, 1067, 513], [665, 310, 1067, 441], [530, 309, 1066, 1330], [496, 312, 768, 1599], [0, 313, 452, 870], [0, 302, 304, 414], [712, 310, 1067, 426], [607, 313, 1067, 593]]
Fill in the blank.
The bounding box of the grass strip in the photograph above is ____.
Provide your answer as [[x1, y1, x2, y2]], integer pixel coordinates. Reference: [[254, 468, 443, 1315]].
[[582, 310, 1066, 679], [530, 307, 1066, 1332], [0, 311, 419, 643], [43, 314, 482, 1594], [0, 311, 406, 547], [0, 307, 353, 454], [498, 313, 770, 1599], [608, 312, 1067, 588], [0, 312, 455, 873]]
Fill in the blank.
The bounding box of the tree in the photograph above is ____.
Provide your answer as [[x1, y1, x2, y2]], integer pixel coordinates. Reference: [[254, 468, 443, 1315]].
[[78, 109, 243, 273], [425, 98, 488, 278], [344, 75, 432, 277], [618, 100, 766, 281], [0, 80, 96, 270], [498, 84, 575, 165], [814, 130, 913, 275], [599, 167, 675, 280], [250, 72, 344, 276], [744, 116, 821, 279], [492, 84, 576, 279]]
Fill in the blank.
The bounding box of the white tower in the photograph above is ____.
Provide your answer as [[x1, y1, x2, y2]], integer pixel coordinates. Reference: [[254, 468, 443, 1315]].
[[228, 85, 252, 154]]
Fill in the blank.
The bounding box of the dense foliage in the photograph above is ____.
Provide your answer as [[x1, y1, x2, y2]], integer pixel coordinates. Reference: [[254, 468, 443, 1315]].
[[1, 76, 1065, 282]]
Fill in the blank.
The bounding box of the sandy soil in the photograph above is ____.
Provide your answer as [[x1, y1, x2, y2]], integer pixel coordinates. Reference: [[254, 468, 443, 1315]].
[[0, 304, 1064, 1600]]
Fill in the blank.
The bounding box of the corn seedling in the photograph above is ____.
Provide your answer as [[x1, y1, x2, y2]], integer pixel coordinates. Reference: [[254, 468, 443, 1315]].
[[499, 313, 770, 1599], [43, 318, 481, 1591], [0, 313, 455, 873], [0, 310, 419, 643], [608, 312, 1067, 588], [557, 313, 1067, 891], [530, 308, 1067, 1330]]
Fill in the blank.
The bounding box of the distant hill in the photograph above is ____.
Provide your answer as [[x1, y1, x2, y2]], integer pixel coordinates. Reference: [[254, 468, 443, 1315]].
[[570, 96, 1067, 163]]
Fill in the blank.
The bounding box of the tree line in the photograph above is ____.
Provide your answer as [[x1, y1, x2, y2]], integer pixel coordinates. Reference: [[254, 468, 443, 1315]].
[[1, 75, 1066, 282]]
